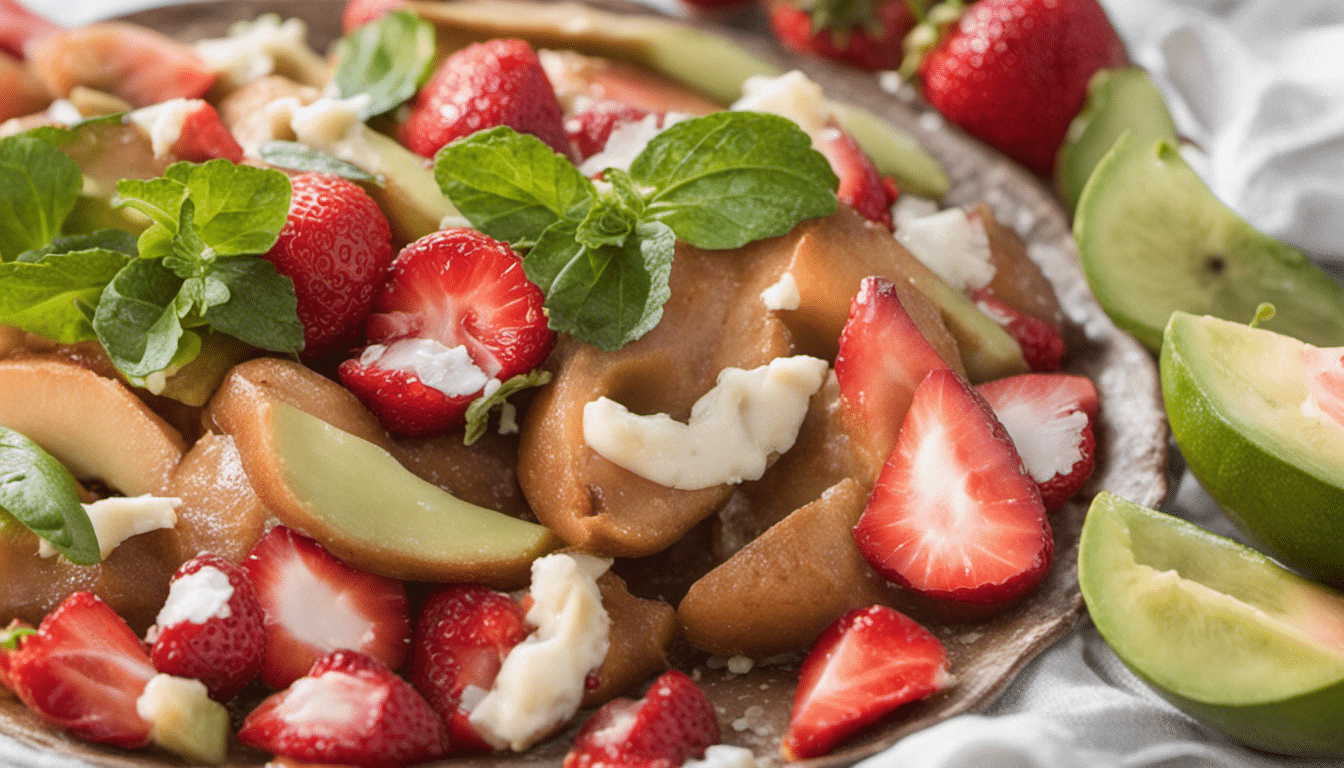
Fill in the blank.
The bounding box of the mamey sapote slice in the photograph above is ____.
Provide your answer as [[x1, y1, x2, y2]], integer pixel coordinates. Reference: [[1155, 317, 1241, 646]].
[[973, 203, 1065, 331], [584, 570, 679, 707], [164, 432, 271, 564]]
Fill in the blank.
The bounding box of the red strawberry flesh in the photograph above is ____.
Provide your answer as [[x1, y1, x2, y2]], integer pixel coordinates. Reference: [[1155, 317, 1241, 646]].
[[563, 669, 719, 768]]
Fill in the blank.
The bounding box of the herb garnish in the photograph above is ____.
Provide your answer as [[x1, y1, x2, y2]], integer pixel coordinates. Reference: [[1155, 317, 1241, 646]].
[[0, 427, 99, 566]]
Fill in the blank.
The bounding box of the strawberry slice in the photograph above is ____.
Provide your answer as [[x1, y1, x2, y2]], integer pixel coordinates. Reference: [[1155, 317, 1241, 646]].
[[977, 373, 1099, 512], [565, 98, 652, 161], [241, 526, 411, 689], [782, 605, 950, 760], [817, 125, 896, 229], [853, 368, 1053, 608], [339, 227, 555, 437], [341, 0, 407, 33], [7, 592, 155, 749], [835, 276, 952, 472], [974, 290, 1066, 372], [563, 669, 719, 768], [168, 100, 244, 164], [410, 584, 529, 753], [0, 0, 59, 59], [239, 649, 446, 767], [0, 618, 34, 693], [399, 37, 571, 159], [148, 552, 265, 702]]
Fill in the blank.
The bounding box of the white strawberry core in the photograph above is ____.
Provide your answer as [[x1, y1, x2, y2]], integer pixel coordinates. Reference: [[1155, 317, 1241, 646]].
[[360, 337, 492, 398], [275, 672, 376, 726], [759, 272, 800, 311], [992, 396, 1087, 484], [155, 565, 234, 628], [895, 208, 996, 293], [274, 559, 377, 652]]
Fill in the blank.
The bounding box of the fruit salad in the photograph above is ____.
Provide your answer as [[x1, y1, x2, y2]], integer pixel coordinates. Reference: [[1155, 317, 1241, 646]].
[[0, 0, 1163, 765]]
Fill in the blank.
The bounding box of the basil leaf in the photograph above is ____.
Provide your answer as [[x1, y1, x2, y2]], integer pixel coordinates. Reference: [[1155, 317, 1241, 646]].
[[201, 256, 303, 354], [631, 111, 838, 249], [0, 136, 82, 261], [435, 127, 596, 247], [0, 426, 99, 565], [333, 10, 436, 119], [260, 141, 378, 183], [462, 369, 552, 446], [162, 160, 291, 256], [0, 248, 132, 343], [94, 258, 191, 377]]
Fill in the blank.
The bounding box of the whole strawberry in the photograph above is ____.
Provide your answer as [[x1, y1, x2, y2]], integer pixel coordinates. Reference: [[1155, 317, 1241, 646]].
[[918, 0, 1126, 177], [261, 172, 393, 361], [766, 0, 915, 72]]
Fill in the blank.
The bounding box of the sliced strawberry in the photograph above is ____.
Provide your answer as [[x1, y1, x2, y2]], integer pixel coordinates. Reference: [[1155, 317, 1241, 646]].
[[853, 369, 1054, 608], [341, 0, 407, 33], [566, 99, 652, 161], [148, 553, 265, 702], [817, 125, 896, 229], [563, 669, 719, 768], [169, 100, 244, 163], [399, 37, 571, 160], [241, 526, 411, 690], [765, 0, 916, 72], [977, 373, 1099, 512], [26, 21, 215, 108], [0, 618, 35, 693], [7, 592, 155, 749], [262, 172, 394, 361], [835, 276, 952, 472], [239, 649, 446, 767], [782, 605, 950, 760], [410, 584, 529, 753], [974, 290, 1066, 372], [339, 227, 554, 437]]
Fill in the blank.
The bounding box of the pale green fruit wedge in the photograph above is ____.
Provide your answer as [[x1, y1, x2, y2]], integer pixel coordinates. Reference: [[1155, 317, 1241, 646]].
[[1056, 67, 1177, 212], [1080, 492, 1344, 756], [1161, 311, 1344, 584], [1075, 134, 1344, 352]]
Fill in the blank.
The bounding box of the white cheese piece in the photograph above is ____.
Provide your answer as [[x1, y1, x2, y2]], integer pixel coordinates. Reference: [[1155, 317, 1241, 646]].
[[360, 338, 491, 398], [194, 14, 327, 91], [583, 356, 828, 490], [684, 745, 759, 768], [44, 99, 84, 125], [469, 553, 612, 751], [895, 207, 996, 292], [578, 112, 685, 177], [991, 395, 1087, 484], [732, 71, 832, 140], [891, 194, 940, 229], [135, 674, 229, 765], [39, 495, 180, 560], [154, 565, 235, 628], [759, 272, 800, 311], [127, 98, 199, 159], [251, 94, 382, 169]]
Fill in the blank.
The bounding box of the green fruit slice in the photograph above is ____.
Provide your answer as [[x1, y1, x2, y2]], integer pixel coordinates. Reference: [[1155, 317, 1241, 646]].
[[1161, 311, 1344, 584], [1080, 492, 1344, 756], [1074, 134, 1344, 352], [1055, 66, 1177, 212]]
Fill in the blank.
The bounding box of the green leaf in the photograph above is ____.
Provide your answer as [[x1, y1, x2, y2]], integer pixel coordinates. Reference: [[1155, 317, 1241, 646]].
[[631, 111, 837, 249], [259, 140, 378, 183], [162, 161, 291, 256], [333, 10, 436, 119], [0, 135, 83, 261], [21, 113, 125, 148], [435, 127, 596, 246], [0, 426, 99, 565], [93, 257, 191, 377], [575, 194, 640, 250], [462, 369, 552, 446], [0, 248, 132, 343], [201, 256, 303, 354], [0, 623, 35, 649], [16, 229, 139, 263]]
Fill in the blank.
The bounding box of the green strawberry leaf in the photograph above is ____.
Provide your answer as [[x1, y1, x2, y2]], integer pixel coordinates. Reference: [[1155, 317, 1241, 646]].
[[0, 426, 99, 565], [333, 10, 436, 119]]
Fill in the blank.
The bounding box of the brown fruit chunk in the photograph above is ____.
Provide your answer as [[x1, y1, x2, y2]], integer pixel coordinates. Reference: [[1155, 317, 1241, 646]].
[[583, 570, 679, 707], [165, 432, 271, 564], [974, 203, 1065, 331]]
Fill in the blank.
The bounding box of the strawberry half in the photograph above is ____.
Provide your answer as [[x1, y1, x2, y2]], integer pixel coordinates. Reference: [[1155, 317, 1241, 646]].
[[782, 605, 950, 760], [410, 584, 529, 754], [817, 125, 896, 229], [241, 526, 411, 689], [974, 290, 1066, 372], [563, 669, 719, 768], [149, 552, 265, 702], [239, 649, 446, 767], [766, 0, 916, 72], [565, 98, 652, 161], [7, 592, 155, 749], [262, 172, 394, 361], [853, 368, 1054, 608], [339, 227, 555, 437], [977, 373, 1099, 512], [399, 37, 571, 159], [0, 618, 34, 693]]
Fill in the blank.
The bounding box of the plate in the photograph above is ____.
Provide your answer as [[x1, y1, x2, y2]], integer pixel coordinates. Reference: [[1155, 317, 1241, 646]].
[[0, 1, 1170, 766]]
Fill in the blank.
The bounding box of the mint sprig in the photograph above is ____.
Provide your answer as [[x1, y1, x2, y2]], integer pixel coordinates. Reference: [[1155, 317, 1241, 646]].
[[434, 112, 837, 350], [333, 10, 436, 119], [0, 426, 99, 565], [0, 135, 82, 261], [0, 232, 137, 344]]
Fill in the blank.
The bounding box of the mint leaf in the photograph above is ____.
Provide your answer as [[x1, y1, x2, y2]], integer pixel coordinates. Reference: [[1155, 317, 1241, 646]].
[[463, 369, 552, 445], [260, 140, 378, 183], [631, 111, 837, 249], [0, 426, 99, 565], [0, 248, 132, 343], [22, 113, 125, 148], [0, 135, 82, 261], [201, 256, 303, 354], [94, 258, 193, 376], [333, 10, 436, 119], [162, 161, 291, 256], [435, 127, 596, 246], [17, 229, 139, 262]]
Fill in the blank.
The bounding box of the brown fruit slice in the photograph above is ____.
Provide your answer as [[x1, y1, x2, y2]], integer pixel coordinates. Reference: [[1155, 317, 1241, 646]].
[[584, 570, 679, 707]]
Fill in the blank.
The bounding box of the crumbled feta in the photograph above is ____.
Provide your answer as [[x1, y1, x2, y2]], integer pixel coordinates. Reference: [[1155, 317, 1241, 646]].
[[991, 395, 1088, 483], [252, 94, 382, 168], [895, 207, 996, 292], [469, 553, 612, 751], [154, 565, 235, 628], [759, 272, 800, 311], [128, 98, 200, 158], [684, 745, 759, 768], [732, 71, 832, 139], [891, 194, 940, 229], [578, 112, 685, 177], [582, 356, 829, 490], [194, 14, 327, 91], [38, 495, 180, 560], [44, 99, 84, 125], [360, 338, 492, 398]]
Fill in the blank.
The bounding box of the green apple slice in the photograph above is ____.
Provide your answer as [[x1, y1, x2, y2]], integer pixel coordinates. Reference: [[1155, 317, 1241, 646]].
[[1080, 492, 1344, 756], [1161, 311, 1344, 584], [1075, 134, 1344, 352]]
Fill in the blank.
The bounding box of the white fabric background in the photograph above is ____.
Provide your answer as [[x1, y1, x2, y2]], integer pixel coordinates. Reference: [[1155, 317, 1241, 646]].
[[18, 0, 1344, 765]]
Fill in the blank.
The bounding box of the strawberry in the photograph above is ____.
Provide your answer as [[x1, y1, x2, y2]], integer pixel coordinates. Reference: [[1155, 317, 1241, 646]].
[[853, 368, 1054, 608], [261, 172, 394, 361], [410, 584, 529, 753], [916, 0, 1126, 177], [0, 618, 34, 693], [339, 227, 554, 437], [239, 649, 446, 767], [817, 125, 896, 228], [399, 38, 572, 160], [25, 21, 216, 108], [0, 0, 59, 60], [7, 592, 155, 749], [977, 373, 1099, 512], [766, 0, 915, 72], [241, 526, 411, 689], [835, 276, 951, 471], [341, 0, 407, 33], [563, 669, 719, 768], [148, 553, 265, 702], [566, 99, 652, 161], [169, 100, 244, 164], [782, 605, 950, 759], [974, 290, 1066, 372]]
